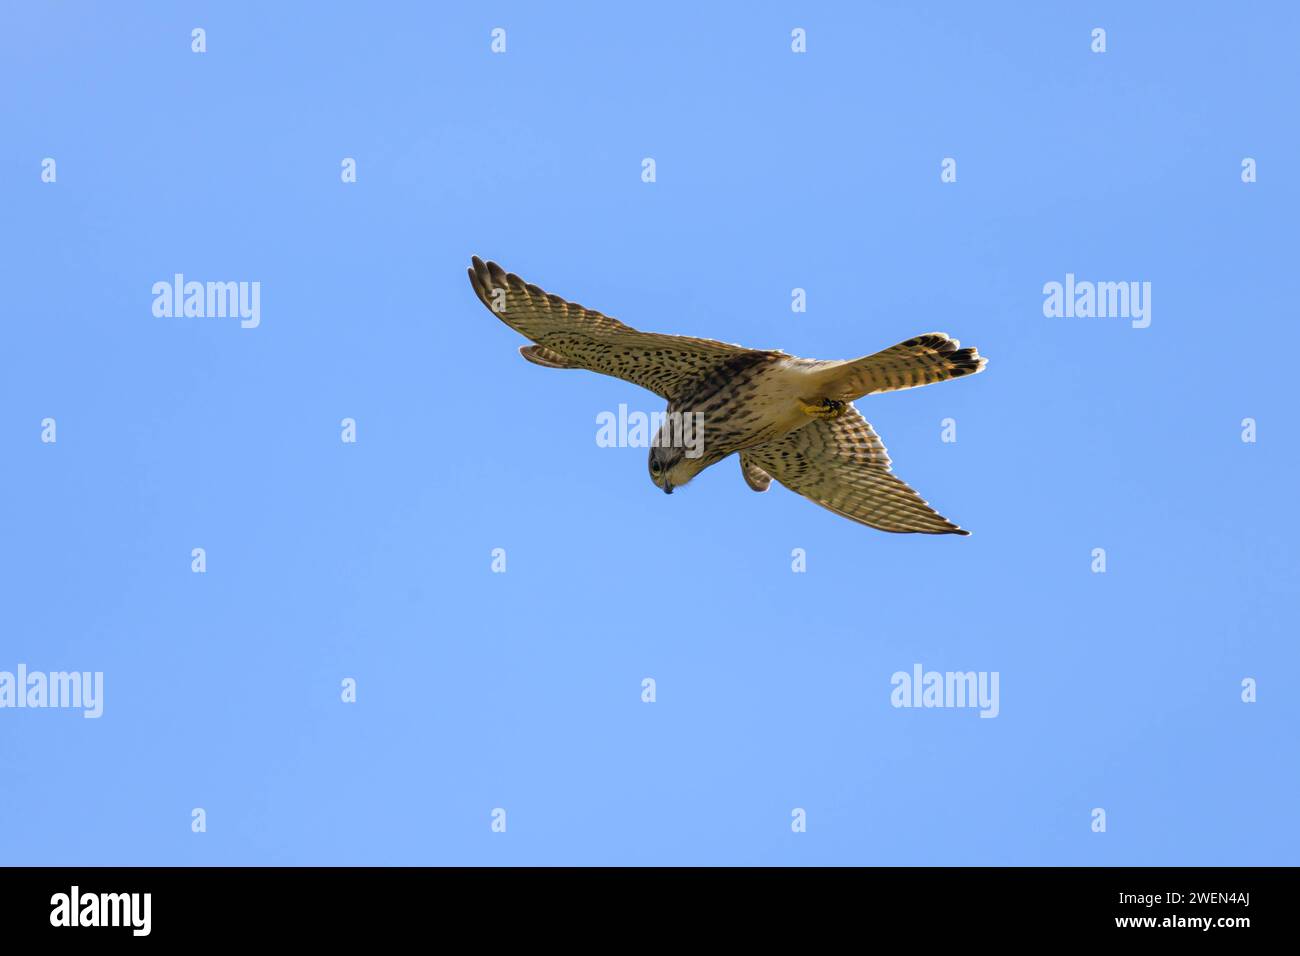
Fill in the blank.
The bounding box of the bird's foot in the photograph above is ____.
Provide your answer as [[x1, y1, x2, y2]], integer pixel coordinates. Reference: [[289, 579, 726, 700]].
[[798, 397, 848, 420]]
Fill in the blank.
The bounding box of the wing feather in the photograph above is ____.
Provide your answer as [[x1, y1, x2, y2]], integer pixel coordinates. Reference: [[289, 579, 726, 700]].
[[468, 257, 759, 400], [746, 407, 969, 535]]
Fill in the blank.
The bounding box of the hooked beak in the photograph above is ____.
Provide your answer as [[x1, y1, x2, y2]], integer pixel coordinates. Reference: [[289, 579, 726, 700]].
[[663, 480, 674, 495]]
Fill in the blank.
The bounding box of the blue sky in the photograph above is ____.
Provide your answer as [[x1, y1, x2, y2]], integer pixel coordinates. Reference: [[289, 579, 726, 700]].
[[1, 2, 1296, 865]]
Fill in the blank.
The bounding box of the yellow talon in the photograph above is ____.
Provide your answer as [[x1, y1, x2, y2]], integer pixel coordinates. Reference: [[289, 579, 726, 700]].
[[799, 397, 847, 419]]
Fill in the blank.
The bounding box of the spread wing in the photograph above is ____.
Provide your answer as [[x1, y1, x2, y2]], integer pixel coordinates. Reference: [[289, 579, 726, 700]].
[[468, 257, 762, 401], [744, 406, 969, 535]]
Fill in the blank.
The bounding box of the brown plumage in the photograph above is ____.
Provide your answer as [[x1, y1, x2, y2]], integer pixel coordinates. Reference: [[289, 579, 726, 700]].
[[468, 257, 987, 534]]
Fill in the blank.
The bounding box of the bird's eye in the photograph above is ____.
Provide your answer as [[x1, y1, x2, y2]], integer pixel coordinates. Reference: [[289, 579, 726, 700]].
[[651, 460, 662, 476]]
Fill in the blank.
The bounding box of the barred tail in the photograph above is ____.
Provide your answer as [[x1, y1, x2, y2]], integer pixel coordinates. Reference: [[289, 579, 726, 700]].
[[811, 333, 986, 400]]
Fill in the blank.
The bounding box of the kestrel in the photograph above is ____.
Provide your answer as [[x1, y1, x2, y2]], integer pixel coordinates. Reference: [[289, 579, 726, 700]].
[[468, 257, 987, 534]]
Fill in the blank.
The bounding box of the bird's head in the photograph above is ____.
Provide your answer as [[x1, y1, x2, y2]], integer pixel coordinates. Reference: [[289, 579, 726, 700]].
[[648, 408, 713, 494], [648, 445, 712, 494]]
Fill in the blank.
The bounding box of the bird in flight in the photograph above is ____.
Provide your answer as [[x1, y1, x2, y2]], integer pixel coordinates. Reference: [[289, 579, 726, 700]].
[[468, 257, 987, 534]]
